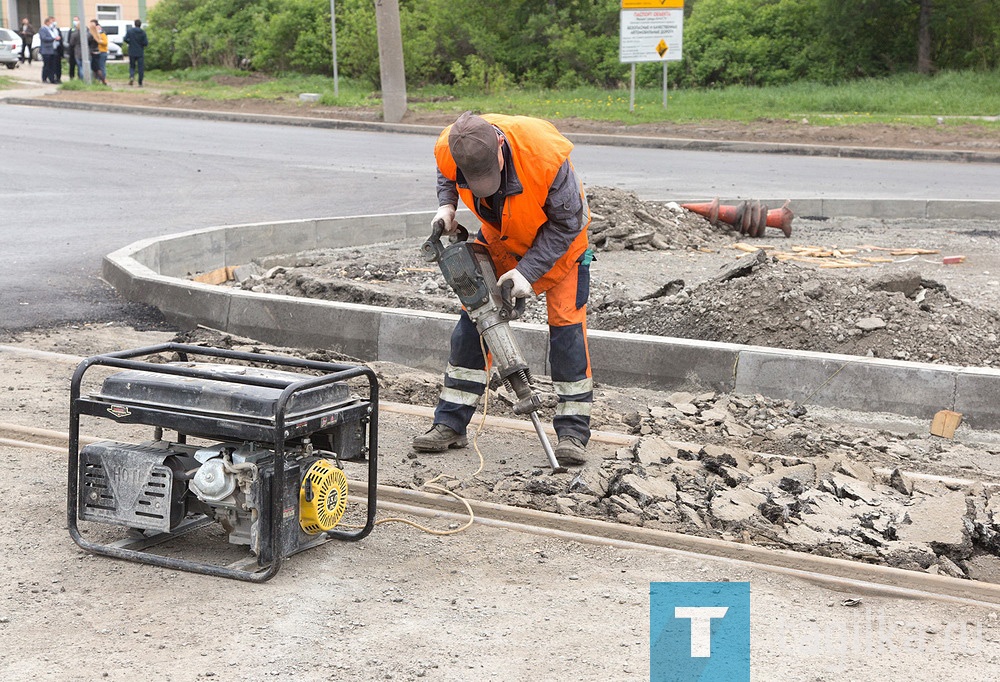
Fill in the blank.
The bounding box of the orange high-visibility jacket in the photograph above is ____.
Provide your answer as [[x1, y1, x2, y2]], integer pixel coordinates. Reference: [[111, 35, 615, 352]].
[[434, 114, 590, 294]]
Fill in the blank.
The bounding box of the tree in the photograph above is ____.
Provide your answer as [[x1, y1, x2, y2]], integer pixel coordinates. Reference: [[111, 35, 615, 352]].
[[917, 0, 933, 74], [145, 0, 1000, 85], [678, 0, 821, 87]]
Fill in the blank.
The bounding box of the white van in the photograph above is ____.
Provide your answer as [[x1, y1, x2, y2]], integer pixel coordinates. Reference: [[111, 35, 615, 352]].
[[100, 20, 135, 47]]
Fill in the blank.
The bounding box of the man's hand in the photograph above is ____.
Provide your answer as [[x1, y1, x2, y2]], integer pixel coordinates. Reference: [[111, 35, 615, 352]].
[[497, 268, 533, 298], [433, 204, 457, 235]]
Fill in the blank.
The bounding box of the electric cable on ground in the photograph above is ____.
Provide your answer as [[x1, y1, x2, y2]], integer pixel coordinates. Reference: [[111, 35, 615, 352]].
[[343, 336, 495, 536]]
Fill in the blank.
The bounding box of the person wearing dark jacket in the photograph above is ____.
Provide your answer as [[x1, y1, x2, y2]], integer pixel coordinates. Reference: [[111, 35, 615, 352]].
[[38, 17, 62, 84], [67, 18, 81, 79], [51, 19, 63, 83], [18, 18, 34, 64], [123, 19, 148, 86]]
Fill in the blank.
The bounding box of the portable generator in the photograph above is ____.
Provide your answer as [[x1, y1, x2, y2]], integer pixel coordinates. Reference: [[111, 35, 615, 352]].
[[67, 344, 378, 582]]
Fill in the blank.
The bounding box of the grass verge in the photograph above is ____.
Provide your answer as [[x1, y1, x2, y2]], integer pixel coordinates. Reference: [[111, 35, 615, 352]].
[[45, 66, 1000, 129]]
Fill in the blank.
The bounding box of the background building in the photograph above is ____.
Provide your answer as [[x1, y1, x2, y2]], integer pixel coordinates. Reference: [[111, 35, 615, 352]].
[[3, 0, 158, 30]]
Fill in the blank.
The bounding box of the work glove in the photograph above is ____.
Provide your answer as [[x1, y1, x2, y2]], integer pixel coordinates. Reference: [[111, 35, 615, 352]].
[[432, 204, 458, 236], [497, 268, 533, 299]]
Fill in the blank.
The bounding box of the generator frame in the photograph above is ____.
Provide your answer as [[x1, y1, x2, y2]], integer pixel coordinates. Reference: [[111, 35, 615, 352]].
[[67, 343, 378, 582]]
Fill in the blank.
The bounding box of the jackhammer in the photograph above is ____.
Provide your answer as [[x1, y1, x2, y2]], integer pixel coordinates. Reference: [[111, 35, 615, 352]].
[[422, 220, 566, 473]]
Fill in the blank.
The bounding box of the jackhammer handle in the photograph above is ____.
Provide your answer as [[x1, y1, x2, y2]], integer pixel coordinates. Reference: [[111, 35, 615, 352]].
[[421, 220, 445, 262], [499, 280, 527, 320], [452, 223, 470, 242], [421, 220, 470, 263]]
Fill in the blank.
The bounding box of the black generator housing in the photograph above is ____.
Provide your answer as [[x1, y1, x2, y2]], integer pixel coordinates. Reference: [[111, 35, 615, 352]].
[[68, 344, 379, 582]]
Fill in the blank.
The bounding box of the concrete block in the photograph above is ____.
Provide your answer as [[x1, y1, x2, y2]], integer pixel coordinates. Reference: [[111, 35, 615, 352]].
[[403, 208, 480, 240], [142, 278, 231, 331], [315, 213, 410, 249], [376, 309, 548, 375], [955, 366, 1000, 430], [401, 210, 480, 240], [156, 227, 228, 279], [224, 219, 317, 265], [773, 198, 822, 219], [377, 309, 456, 373], [927, 200, 1000, 221], [103, 210, 1000, 436], [402, 211, 438, 240], [588, 331, 738, 392], [734, 348, 957, 420], [895, 491, 972, 555], [823, 199, 925, 219], [225, 291, 380, 360], [108, 236, 161, 272], [102, 250, 159, 302], [511, 321, 550, 377]]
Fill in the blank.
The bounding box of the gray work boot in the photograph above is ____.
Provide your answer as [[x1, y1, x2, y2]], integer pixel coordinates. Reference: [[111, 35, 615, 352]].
[[412, 424, 468, 452], [554, 436, 587, 466]]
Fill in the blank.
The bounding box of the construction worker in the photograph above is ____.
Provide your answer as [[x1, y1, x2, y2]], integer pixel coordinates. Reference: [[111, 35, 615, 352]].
[[413, 111, 593, 466]]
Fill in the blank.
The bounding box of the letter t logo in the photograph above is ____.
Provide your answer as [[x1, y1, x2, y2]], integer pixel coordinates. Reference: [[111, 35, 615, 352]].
[[674, 607, 730, 657]]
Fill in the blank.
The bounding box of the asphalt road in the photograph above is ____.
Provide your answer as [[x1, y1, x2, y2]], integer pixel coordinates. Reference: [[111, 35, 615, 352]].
[[3, 103, 1000, 333]]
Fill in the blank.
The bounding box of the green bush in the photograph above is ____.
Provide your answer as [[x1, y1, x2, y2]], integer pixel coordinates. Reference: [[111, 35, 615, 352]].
[[143, 0, 1000, 90], [251, 0, 332, 74], [677, 0, 820, 87], [147, 0, 263, 70]]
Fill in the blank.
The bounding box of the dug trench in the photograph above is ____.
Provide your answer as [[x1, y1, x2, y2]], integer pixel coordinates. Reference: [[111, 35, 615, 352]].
[[94, 188, 1000, 581]]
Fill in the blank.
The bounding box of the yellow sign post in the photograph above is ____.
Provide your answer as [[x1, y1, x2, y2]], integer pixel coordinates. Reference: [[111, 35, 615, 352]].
[[620, 0, 684, 111]]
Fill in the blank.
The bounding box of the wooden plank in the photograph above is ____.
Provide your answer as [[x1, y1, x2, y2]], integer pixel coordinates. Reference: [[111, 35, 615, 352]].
[[930, 410, 963, 439], [192, 266, 234, 285]]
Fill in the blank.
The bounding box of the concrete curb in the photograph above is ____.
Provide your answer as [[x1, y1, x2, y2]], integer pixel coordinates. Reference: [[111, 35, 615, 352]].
[[103, 205, 1000, 429], [6, 96, 1000, 164]]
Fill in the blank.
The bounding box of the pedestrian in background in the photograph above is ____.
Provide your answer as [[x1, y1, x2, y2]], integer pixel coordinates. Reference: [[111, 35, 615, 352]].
[[67, 17, 81, 79], [51, 18, 63, 83], [18, 18, 34, 64], [87, 20, 108, 85], [38, 17, 61, 84], [123, 19, 148, 87]]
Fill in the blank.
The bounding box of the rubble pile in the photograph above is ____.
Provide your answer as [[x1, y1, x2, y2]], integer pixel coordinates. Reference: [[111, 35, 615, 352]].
[[585, 186, 731, 251], [590, 254, 1000, 367], [243, 186, 731, 323], [241, 186, 999, 368], [432, 389, 1000, 580]]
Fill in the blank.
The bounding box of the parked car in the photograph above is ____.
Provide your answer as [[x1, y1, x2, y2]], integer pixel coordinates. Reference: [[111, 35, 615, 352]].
[[0, 27, 22, 68], [30, 28, 123, 62]]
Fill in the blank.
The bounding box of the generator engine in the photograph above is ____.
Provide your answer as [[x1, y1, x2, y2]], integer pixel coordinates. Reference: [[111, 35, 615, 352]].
[[79, 438, 350, 559], [68, 345, 379, 582]]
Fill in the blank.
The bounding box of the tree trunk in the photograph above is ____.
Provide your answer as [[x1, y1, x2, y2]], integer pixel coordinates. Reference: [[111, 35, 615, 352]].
[[917, 0, 933, 74]]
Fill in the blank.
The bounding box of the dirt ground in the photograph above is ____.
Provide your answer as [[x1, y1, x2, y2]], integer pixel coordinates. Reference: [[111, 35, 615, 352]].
[[4, 327, 1000, 682], [6, 68, 1000, 679]]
